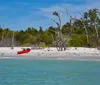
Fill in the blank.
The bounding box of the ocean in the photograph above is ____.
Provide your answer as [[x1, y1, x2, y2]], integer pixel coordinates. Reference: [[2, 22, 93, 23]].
[[0, 59, 100, 85]]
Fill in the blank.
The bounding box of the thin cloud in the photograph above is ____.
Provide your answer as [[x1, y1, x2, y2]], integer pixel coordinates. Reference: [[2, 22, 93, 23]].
[[0, 0, 100, 30], [38, 0, 100, 28]]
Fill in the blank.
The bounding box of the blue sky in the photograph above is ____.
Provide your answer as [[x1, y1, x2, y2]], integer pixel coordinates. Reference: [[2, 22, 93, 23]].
[[0, 0, 100, 30]]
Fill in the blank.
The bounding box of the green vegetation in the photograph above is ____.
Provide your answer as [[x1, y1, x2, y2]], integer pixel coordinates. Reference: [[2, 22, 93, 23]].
[[0, 8, 100, 47]]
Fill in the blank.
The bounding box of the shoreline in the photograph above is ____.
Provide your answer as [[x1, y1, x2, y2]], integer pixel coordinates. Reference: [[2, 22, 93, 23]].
[[1, 54, 100, 61], [1, 56, 100, 61]]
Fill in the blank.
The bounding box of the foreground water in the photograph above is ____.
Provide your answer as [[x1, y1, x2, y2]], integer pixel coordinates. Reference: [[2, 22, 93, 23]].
[[0, 59, 100, 85]]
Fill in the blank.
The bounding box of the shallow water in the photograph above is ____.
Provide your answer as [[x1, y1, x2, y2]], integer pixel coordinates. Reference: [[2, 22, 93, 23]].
[[0, 59, 100, 85]]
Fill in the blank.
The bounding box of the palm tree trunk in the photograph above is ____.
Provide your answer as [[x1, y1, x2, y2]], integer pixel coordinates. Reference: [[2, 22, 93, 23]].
[[80, 19, 89, 45], [94, 18, 99, 44], [84, 25, 89, 44]]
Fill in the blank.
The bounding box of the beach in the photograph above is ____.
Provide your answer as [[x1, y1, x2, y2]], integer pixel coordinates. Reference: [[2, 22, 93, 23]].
[[0, 47, 100, 61]]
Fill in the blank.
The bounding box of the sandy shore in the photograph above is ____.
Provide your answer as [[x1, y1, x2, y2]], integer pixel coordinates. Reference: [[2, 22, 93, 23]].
[[0, 47, 100, 61]]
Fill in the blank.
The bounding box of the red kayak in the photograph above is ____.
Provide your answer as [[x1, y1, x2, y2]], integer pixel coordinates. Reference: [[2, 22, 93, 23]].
[[17, 48, 31, 55]]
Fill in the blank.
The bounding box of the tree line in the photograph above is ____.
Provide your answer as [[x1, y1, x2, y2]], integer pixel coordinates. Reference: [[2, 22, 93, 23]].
[[0, 8, 100, 48]]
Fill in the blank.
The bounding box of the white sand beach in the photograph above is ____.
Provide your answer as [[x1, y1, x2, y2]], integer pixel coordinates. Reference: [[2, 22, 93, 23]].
[[0, 47, 100, 61]]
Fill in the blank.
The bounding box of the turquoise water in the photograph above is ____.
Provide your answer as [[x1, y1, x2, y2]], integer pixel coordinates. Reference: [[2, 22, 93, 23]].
[[0, 59, 100, 85]]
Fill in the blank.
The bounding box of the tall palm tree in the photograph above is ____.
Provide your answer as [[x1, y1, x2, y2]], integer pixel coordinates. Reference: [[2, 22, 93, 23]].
[[88, 8, 99, 44]]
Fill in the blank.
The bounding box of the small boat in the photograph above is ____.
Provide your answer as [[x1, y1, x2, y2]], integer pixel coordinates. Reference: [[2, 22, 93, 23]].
[[17, 48, 31, 55]]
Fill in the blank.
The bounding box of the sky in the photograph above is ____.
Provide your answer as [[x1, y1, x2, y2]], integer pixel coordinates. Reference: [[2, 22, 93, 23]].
[[0, 0, 100, 30]]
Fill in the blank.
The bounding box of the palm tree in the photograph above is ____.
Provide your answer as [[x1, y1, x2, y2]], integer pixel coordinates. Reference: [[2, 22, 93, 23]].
[[88, 8, 99, 44]]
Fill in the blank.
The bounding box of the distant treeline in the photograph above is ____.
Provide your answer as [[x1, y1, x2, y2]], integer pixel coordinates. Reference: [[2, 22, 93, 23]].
[[0, 8, 100, 47]]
